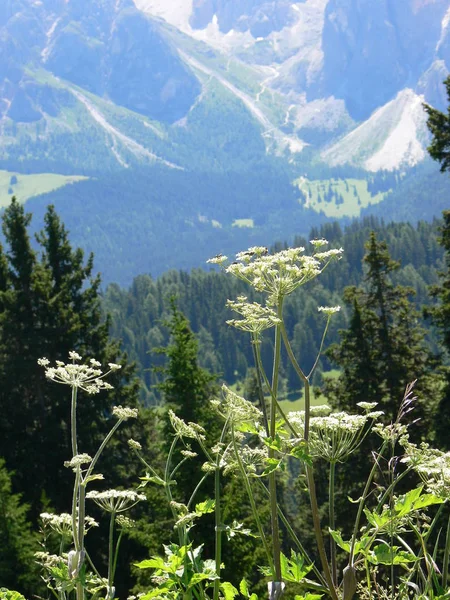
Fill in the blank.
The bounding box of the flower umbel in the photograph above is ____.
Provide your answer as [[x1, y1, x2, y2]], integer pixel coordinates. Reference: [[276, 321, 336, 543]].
[[86, 489, 146, 513], [38, 353, 120, 394]]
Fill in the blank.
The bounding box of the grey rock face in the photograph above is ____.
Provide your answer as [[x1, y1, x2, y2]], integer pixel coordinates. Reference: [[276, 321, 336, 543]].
[[1, 0, 201, 123], [190, 0, 297, 36], [315, 0, 449, 119]]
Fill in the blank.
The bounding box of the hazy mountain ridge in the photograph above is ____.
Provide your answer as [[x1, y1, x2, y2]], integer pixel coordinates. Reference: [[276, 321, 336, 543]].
[[1, 0, 450, 286]]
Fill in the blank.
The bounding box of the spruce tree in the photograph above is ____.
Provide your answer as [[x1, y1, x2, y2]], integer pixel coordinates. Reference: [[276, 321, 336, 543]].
[[0, 459, 40, 596], [326, 232, 435, 429], [0, 198, 140, 518], [424, 75, 450, 172]]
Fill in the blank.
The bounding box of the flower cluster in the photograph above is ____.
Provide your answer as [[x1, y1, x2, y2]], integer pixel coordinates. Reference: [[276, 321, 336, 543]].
[[38, 352, 121, 394], [86, 489, 146, 513], [208, 242, 343, 305], [226, 296, 281, 336], [40, 512, 98, 536], [168, 410, 206, 440], [289, 407, 382, 463], [402, 443, 450, 499], [213, 384, 263, 425]]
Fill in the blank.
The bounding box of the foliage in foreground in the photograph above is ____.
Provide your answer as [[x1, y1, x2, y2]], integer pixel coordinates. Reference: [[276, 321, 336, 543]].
[[2, 236, 446, 600]]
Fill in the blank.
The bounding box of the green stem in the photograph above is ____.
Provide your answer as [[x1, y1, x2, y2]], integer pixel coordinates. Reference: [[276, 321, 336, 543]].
[[84, 419, 123, 481], [71, 386, 78, 457], [107, 511, 116, 599], [72, 466, 81, 552], [231, 422, 274, 575], [348, 440, 389, 565], [213, 420, 230, 600], [112, 529, 124, 586], [252, 339, 269, 435], [329, 461, 337, 586], [279, 323, 337, 599], [257, 479, 328, 589], [307, 316, 331, 380], [269, 301, 283, 583], [442, 513, 450, 589]]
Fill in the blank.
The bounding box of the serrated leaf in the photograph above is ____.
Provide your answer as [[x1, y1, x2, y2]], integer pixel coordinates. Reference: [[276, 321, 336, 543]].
[[134, 557, 167, 570], [195, 499, 216, 515], [259, 458, 282, 477], [139, 474, 166, 487], [188, 572, 218, 588], [367, 543, 417, 565], [240, 579, 249, 598], [221, 581, 239, 600], [294, 595, 323, 600]]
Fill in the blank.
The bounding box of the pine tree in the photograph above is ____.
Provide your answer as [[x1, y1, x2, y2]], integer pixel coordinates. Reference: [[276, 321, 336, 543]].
[[424, 75, 450, 172], [326, 232, 436, 429], [0, 198, 140, 518], [0, 459, 40, 596], [427, 211, 450, 448]]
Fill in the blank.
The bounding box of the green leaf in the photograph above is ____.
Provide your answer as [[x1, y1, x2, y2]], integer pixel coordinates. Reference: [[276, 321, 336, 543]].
[[221, 582, 239, 600], [294, 594, 323, 600], [329, 530, 351, 552], [0, 590, 27, 600], [134, 556, 167, 570], [239, 579, 249, 598], [259, 458, 283, 477], [188, 572, 218, 588], [139, 474, 166, 487], [195, 499, 216, 515], [280, 551, 312, 583], [367, 544, 417, 565]]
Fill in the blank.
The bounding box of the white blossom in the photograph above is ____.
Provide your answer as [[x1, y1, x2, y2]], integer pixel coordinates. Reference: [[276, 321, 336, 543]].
[[112, 406, 138, 420], [86, 489, 146, 513], [38, 353, 118, 394]]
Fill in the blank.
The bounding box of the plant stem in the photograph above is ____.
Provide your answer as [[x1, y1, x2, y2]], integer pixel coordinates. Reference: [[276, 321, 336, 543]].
[[443, 513, 450, 589], [269, 301, 283, 583], [84, 418, 124, 481], [329, 461, 337, 586], [231, 422, 274, 576], [252, 339, 269, 435], [107, 511, 116, 599], [279, 322, 337, 599], [71, 386, 78, 457], [213, 420, 230, 600]]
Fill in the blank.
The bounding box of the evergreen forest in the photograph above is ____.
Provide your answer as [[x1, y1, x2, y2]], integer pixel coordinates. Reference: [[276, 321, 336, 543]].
[[2, 77, 450, 600]]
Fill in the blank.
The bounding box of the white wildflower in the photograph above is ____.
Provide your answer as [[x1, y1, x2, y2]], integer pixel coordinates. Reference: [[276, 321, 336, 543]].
[[128, 439, 142, 451], [215, 384, 262, 425], [310, 239, 329, 248], [226, 297, 281, 335], [225, 244, 342, 304], [86, 489, 146, 513], [357, 402, 379, 411], [207, 254, 228, 265], [169, 410, 206, 440], [318, 306, 341, 316], [113, 406, 138, 420], [38, 353, 118, 394], [37, 357, 50, 366], [64, 453, 93, 469]]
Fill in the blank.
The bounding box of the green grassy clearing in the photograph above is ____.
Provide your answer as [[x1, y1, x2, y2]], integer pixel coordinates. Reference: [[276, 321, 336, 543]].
[[0, 171, 88, 207], [294, 177, 386, 218]]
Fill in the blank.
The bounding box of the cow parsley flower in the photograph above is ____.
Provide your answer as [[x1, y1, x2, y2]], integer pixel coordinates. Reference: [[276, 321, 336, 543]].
[[224, 244, 343, 305], [112, 406, 138, 420], [86, 489, 146, 513], [226, 296, 281, 336], [38, 353, 119, 394]]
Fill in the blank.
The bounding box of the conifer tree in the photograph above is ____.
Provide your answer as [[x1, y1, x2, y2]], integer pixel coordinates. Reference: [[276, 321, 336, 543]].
[[0, 459, 40, 596], [424, 75, 450, 172], [326, 232, 435, 428], [0, 198, 140, 518]]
